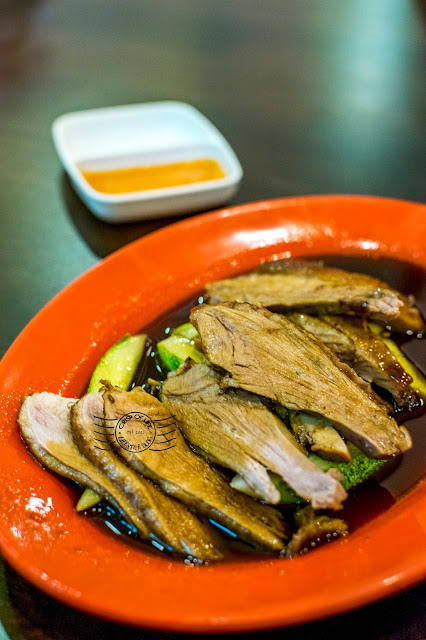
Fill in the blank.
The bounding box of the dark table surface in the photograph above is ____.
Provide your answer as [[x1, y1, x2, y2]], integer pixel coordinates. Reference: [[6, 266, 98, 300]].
[[0, 1, 425, 638]]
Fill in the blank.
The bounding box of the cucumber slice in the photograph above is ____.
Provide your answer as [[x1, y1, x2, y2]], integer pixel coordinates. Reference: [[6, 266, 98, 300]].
[[382, 338, 426, 397], [157, 334, 206, 372], [76, 488, 103, 512], [231, 443, 386, 505], [172, 322, 199, 340], [368, 322, 386, 336], [368, 323, 426, 396], [87, 333, 147, 394], [79, 333, 147, 510]]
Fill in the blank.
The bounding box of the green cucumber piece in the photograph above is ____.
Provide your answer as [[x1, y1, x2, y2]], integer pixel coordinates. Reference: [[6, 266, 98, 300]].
[[76, 488, 103, 512], [79, 333, 147, 510], [157, 334, 206, 372], [87, 333, 147, 394], [172, 322, 199, 340], [382, 338, 426, 397], [368, 323, 426, 397]]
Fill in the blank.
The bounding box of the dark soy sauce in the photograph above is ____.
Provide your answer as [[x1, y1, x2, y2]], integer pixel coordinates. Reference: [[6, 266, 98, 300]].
[[85, 255, 426, 560]]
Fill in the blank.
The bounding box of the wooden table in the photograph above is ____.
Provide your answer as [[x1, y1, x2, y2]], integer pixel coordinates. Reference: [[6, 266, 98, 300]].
[[0, 1, 424, 637]]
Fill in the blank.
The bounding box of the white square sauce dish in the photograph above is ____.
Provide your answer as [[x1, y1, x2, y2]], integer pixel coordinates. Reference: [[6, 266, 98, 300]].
[[52, 101, 243, 223]]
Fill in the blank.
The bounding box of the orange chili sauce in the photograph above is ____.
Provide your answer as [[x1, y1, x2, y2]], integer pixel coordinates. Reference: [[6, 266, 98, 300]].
[[81, 158, 226, 194]]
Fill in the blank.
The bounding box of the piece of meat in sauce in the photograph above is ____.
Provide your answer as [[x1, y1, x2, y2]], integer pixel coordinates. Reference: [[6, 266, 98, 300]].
[[288, 314, 418, 410], [162, 361, 347, 508], [191, 302, 412, 459], [205, 260, 424, 334], [71, 392, 224, 561], [18, 392, 223, 561], [102, 382, 288, 552]]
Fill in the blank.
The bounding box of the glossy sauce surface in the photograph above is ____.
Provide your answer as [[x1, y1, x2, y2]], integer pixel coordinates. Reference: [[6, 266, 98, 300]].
[[81, 158, 226, 194]]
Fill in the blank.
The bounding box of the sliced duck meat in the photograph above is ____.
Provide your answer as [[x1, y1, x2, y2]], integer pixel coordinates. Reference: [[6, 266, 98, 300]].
[[70, 393, 223, 561], [284, 315, 398, 407], [18, 392, 222, 561], [287, 313, 418, 409], [191, 303, 412, 458], [322, 317, 417, 409], [286, 313, 354, 363], [290, 323, 393, 413], [286, 506, 348, 557], [18, 393, 147, 536], [205, 260, 424, 333], [288, 411, 352, 463], [102, 383, 287, 551], [162, 362, 347, 509]]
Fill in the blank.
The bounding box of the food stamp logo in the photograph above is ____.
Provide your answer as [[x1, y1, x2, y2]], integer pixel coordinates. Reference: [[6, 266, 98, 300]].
[[92, 412, 177, 453], [115, 412, 156, 452]]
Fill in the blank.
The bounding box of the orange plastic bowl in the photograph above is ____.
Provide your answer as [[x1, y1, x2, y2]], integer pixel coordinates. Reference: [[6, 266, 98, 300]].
[[0, 195, 425, 632]]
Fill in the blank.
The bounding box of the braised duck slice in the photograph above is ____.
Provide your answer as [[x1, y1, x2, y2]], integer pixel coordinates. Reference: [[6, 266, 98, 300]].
[[103, 383, 287, 551], [71, 393, 223, 561], [286, 313, 354, 363], [18, 392, 221, 561], [191, 303, 412, 458], [287, 313, 418, 409], [322, 316, 418, 409], [18, 393, 150, 537], [287, 317, 392, 413], [162, 362, 347, 509], [205, 260, 424, 333]]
